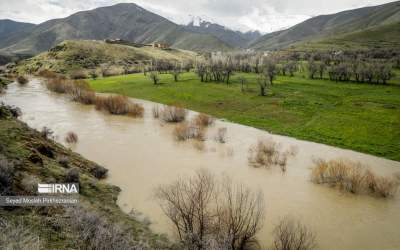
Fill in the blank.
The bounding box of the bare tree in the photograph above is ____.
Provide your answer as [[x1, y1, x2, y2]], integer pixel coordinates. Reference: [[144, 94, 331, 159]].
[[155, 170, 265, 250], [171, 63, 182, 82], [155, 169, 216, 249], [257, 73, 270, 96], [264, 58, 278, 85], [215, 178, 265, 250], [272, 217, 316, 250], [149, 71, 160, 85], [238, 76, 247, 92]]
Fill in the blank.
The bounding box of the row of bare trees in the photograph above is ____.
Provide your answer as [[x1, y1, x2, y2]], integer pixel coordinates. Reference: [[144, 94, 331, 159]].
[[156, 169, 316, 250]]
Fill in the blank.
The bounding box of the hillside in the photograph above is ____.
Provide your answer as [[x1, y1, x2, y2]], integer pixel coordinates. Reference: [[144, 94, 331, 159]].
[[184, 18, 261, 48], [0, 3, 231, 55], [295, 21, 400, 51], [14, 40, 197, 75], [0, 20, 35, 41], [250, 1, 400, 50]]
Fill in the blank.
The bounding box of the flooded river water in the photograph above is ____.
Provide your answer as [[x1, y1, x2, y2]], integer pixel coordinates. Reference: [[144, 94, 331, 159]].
[[2, 79, 400, 250]]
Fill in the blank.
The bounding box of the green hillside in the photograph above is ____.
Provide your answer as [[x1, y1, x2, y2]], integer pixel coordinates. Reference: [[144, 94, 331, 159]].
[[250, 1, 400, 51]]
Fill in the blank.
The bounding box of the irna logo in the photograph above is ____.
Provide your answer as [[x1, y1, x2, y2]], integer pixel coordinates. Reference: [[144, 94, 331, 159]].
[[38, 183, 79, 194]]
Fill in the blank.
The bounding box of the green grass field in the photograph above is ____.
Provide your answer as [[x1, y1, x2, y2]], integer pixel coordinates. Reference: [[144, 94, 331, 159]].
[[89, 72, 400, 161]]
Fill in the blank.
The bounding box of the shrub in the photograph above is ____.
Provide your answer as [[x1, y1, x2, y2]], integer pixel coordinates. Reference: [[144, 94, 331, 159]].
[[173, 123, 205, 141], [0, 103, 21, 119], [0, 219, 42, 250], [65, 132, 78, 144], [95, 95, 144, 117], [57, 155, 70, 168], [310, 159, 400, 198], [37, 69, 59, 78], [69, 69, 88, 79], [45, 77, 72, 93], [0, 156, 14, 195], [69, 80, 96, 105], [16, 75, 29, 85], [159, 105, 186, 123], [194, 113, 215, 127], [65, 168, 80, 183], [20, 174, 40, 195], [90, 165, 108, 179], [40, 126, 54, 139], [214, 127, 227, 143], [272, 217, 316, 250], [66, 207, 140, 250]]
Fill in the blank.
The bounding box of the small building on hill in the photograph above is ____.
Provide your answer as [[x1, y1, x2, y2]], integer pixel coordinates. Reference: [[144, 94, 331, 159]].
[[152, 42, 170, 49]]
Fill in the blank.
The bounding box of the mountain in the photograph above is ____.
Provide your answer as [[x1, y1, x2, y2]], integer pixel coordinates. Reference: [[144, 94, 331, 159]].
[[250, 1, 400, 50], [183, 17, 261, 48], [0, 19, 35, 40], [0, 3, 232, 55]]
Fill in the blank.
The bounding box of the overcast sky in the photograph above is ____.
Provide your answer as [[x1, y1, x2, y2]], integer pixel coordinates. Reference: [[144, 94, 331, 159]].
[[0, 0, 396, 33]]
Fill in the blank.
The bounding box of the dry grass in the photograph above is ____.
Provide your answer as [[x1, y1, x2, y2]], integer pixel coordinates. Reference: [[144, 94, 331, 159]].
[[193, 113, 215, 127], [37, 69, 56, 78], [173, 122, 205, 141], [248, 138, 296, 172], [45, 77, 73, 93], [311, 159, 400, 198], [95, 95, 144, 117], [69, 81, 96, 105], [16, 75, 28, 85], [65, 132, 78, 144], [159, 105, 187, 123], [69, 69, 88, 79]]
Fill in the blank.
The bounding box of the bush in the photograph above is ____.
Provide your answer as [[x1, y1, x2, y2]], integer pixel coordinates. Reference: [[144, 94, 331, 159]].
[[37, 69, 60, 78], [16, 75, 29, 85], [173, 123, 205, 141], [20, 174, 40, 195], [95, 95, 144, 117], [193, 113, 215, 127], [272, 217, 316, 250], [0, 103, 21, 119], [248, 138, 296, 172], [40, 126, 54, 139], [65, 168, 80, 183], [66, 207, 142, 250], [310, 159, 400, 198], [214, 127, 227, 143], [90, 165, 108, 179], [70, 69, 88, 79], [45, 77, 72, 93], [65, 132, 78, 144], [0, 219, 42, 250], [159, 105, 186, 123], [68, 80, 96, 105], [0, 156, 14, 195]]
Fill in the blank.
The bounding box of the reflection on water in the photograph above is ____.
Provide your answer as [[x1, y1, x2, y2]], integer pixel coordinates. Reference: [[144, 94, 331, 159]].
[[2, 79, 400, 250]]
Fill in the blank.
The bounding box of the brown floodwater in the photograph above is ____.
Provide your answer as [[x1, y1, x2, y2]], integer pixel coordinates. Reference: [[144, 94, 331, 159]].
[[2, 79, 400, 250]]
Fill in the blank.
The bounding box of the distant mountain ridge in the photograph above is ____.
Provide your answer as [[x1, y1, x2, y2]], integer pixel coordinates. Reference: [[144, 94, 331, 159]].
[[250, 0, 400, 50], [184, 17, 261, 48], [0, 1, 399, 55], [0, 3, 234, 55]]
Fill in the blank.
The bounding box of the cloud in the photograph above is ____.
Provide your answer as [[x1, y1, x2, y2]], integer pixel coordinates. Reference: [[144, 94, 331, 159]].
[[0, 0, 395, 33]]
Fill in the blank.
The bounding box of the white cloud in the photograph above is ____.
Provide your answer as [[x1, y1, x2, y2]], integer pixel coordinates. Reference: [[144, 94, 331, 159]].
[[0, 0, 396, 33]]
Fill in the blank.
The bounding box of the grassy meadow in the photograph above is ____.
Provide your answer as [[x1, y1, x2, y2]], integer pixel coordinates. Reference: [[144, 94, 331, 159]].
[[89, 72, 400, 161]]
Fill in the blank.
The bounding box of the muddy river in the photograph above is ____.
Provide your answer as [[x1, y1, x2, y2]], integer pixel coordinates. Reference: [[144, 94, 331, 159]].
[[2, 79, 400, 250]]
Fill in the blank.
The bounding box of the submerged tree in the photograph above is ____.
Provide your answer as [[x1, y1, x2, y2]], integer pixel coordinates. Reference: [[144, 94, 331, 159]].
[[155, 169, 265, 250]]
